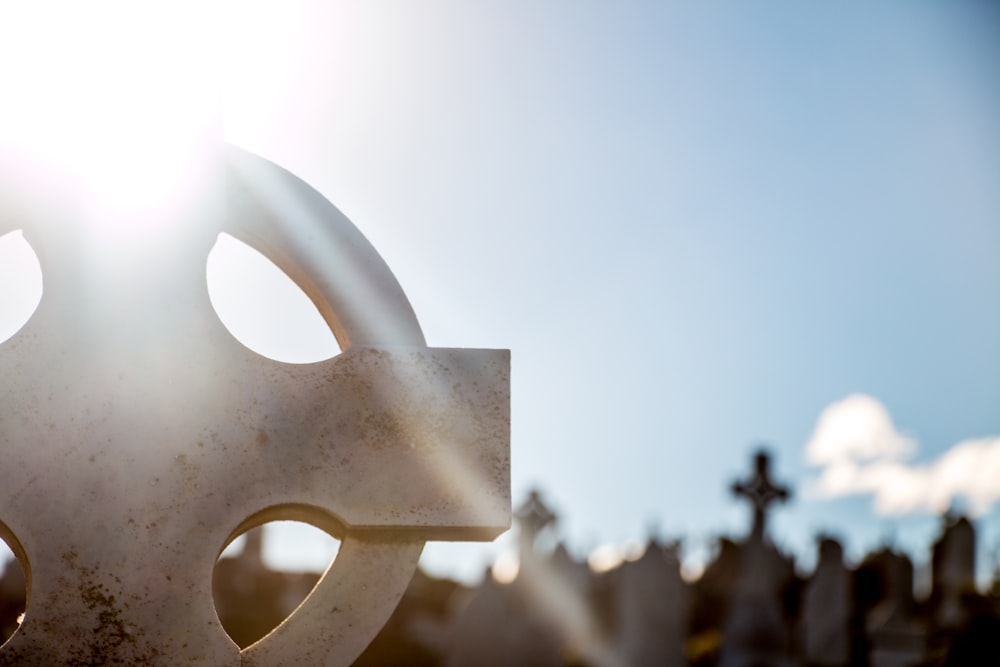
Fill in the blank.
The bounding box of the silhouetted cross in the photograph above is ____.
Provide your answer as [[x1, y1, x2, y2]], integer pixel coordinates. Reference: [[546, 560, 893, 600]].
[[514, 489, 556, 555], [731, 450, 789, 542]]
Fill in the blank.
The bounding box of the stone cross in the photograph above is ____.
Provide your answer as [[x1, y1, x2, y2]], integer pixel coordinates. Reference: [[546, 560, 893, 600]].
[[0, 143, 510, 665], [514, 489, 556, 557], [731, 449, 789, 542]]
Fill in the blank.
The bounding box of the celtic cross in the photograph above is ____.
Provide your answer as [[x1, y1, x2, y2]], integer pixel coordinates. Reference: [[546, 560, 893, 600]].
[[731, 449, 788, 543], [514, 489, 556, 558], [0, 144, 510, 665]]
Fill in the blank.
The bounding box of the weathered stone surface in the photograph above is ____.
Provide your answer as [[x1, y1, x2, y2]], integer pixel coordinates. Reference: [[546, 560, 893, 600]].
[[0, 143, 510, 665]]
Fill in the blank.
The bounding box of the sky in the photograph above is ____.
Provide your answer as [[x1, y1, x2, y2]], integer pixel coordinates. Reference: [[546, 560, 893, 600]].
[[0, 1, 999, 586]]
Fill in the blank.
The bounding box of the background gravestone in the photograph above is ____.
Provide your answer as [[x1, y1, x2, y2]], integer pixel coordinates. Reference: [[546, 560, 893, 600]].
[[800, 537, 851, 667], [614, 540, 689, 667], [719, 450, 794, 667]]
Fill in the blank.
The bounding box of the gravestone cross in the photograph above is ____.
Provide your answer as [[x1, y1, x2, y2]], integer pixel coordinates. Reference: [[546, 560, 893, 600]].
[[731, 449, 789, 542], [514, 489, 556, 557], [0, 143, 510, 665], [720, 450, 794, 667]]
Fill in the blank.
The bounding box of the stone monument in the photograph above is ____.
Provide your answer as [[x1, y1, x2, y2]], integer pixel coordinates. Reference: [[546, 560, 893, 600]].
[[614, 539, 689, 667], [730, 450, 789, 544], [445, 491, 566, 667], [0, 142, 510, 665], [719, 449, 794, 667], [863, 548, 925, 667], [800, 537, 851, 667], [931, 513, 975, 632]]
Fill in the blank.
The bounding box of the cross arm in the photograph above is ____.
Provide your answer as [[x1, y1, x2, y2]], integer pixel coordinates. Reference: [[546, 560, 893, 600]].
[[228, 346, 511, 540]]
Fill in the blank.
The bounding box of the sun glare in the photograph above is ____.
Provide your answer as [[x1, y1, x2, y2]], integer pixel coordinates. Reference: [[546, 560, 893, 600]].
[[0, 3, 223, 227], [587, 544, 625, 574], [492, 551, 520, 584]]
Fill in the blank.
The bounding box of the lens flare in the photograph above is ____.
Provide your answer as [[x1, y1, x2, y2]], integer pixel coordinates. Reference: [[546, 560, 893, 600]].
[[0, 2, 222, 226]]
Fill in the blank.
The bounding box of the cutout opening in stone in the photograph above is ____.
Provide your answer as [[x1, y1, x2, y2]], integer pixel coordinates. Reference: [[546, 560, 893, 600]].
[[0, 537, 26, 647], [206, 232, 341, 364], [213, 521, 341, 648], [0, 230, 43, 345]]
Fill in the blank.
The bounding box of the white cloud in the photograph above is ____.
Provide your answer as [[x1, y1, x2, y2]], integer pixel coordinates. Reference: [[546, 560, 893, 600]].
[[805, 394, 915, 466], [805, 394, 1000, 517]]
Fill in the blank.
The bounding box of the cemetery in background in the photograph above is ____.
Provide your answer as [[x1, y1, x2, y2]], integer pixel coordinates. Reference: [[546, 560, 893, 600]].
[[0, 449, 997, 666]]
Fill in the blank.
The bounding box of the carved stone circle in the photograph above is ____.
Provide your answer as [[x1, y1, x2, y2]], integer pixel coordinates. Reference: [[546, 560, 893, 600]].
[[0, 143, 510, 665]]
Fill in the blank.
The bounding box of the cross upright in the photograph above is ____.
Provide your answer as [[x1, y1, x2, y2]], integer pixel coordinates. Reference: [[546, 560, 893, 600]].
[[731, 449, 789, 543]]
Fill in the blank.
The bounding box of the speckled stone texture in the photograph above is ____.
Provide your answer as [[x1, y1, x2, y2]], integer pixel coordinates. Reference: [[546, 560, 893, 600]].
[[0, 143, 510, 665]]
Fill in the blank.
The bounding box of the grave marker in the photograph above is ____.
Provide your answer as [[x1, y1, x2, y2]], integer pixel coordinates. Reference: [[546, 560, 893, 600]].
[[0, 143, 510, 665]]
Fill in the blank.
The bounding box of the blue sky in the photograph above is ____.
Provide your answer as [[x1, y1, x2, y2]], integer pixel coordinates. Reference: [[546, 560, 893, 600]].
[[1, 1, 999, 583]]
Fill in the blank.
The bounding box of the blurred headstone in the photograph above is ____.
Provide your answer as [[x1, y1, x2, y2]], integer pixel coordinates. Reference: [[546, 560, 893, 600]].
[[801, 537, 851, 667], [445, 571, 562, 667], [931, 514, 976, 632], [615, 539, 690, 667], [863, 548, 926, 667]]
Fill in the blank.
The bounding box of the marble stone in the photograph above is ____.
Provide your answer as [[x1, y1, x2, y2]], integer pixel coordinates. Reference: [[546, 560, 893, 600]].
[[0, 143, 510, 665]]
